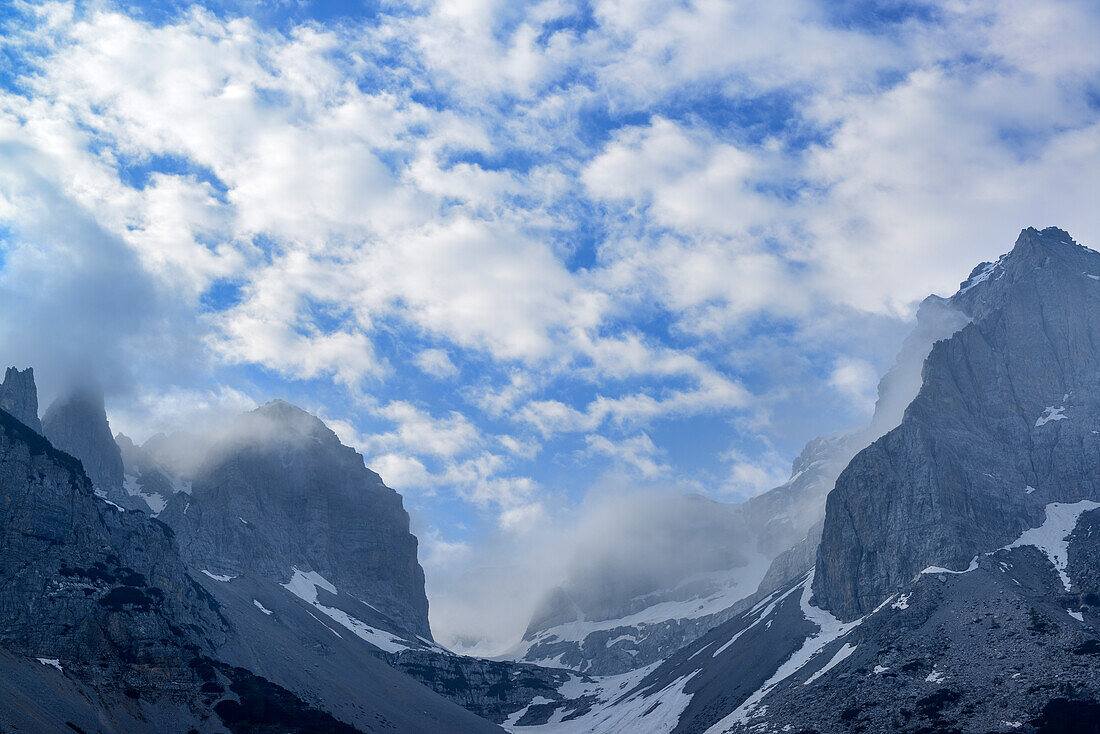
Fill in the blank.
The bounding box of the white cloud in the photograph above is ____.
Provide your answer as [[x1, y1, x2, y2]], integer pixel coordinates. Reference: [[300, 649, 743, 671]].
[[5, 0, 1100, 622], [370, 401, 483, 459], [724, 448, 791, 499], [585, 432, 669, 478], [415, 348, 459, 378], [828, 356, 878, 415], [497, 501, 545, 531]]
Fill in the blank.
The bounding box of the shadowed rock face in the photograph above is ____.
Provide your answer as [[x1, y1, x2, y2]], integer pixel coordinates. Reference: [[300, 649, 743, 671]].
[[0, 367, 40, 433], [42, 386, 125, 494], [0, 405, 231, 729], [160, 400, 432, 639], [814, 227, 1100, 620]]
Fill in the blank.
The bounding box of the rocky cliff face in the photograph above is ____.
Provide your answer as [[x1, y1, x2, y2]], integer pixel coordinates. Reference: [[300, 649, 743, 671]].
[[814, 227, 1100, 620], [42, 386, 125, 495], [0, 367, 40, 432], [160, 400, 432, 639]]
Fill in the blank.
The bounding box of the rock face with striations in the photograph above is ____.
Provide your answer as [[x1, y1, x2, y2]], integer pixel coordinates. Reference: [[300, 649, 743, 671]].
[[814, 227, 1100, 619], [160, 400, 432, 639], [0, 367, 40, 433], [42, 386, 125, 495]]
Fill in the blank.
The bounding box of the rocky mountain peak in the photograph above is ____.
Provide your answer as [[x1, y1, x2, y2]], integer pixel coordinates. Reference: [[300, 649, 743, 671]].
[[160, 401, 432, 639], [0, 366, 41, 433], [41, 385, 124, 494], [814, 226, 1100, 619]]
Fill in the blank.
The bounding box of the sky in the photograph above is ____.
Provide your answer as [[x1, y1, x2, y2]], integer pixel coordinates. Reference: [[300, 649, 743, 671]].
[[1, 0, 1100, 649]]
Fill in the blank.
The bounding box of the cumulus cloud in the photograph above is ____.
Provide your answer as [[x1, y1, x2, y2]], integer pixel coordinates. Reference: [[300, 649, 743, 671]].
[[585, 432, 669, 478], [3, 0, 1100, 643], [415, 348, 458, 378], [828, 356, 878, 415]]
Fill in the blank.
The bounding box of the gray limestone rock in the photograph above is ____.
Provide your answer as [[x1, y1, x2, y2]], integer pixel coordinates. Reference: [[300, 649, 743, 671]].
[[160, 399, 432, 639], [0, 402, 504, 732], [814, 227, 1100, 620], [42, 385, 125, 495], [0, 366, 40, 433]]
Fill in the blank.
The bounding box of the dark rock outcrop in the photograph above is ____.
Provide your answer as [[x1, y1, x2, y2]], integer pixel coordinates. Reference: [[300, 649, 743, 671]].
[[814, 227, 1100, 619], [0, 367, 40, 432]]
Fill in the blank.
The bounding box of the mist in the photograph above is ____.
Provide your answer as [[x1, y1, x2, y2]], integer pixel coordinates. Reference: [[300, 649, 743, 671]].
[[0, 143, 205, 413], [425, 294, 973, 655]]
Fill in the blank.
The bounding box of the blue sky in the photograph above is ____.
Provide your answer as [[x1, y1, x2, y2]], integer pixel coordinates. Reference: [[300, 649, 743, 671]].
[[2, 0, 1100, 646]]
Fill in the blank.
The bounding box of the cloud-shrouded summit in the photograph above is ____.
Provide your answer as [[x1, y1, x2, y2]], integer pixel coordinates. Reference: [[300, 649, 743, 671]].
[[2, 0, 1100, 650]]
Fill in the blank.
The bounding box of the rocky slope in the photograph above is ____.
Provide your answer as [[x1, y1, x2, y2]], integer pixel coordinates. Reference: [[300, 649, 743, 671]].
[[158, 399, 431, 640], [40, 384, 137, 507], [0, 384, 505, 732], [0, 404, 346, 732]]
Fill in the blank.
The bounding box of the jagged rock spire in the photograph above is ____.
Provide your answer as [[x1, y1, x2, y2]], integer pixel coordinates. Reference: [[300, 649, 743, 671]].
[[0, 367, 41, 433], [42, 385, 125, 494]]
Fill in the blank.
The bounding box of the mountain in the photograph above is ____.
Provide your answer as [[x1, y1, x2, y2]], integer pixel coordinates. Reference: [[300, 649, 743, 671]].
[[41, 385, 130, 497], [158, 399, 430, 640], [815, 226, 1100, 619], [502, 226, 1100, 733], [0, 366, 40, 432], [510, 287, 969, 677], [0, 382, 504, 733], [146, 400, 585, 726]]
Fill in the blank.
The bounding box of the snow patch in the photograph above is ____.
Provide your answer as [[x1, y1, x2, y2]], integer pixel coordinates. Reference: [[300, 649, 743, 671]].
[[803, 643, 857, 686], [1004, 501, 1100, 591], [921, 557, 978, 575], [253, 600, 273, 615], [605, 633, 637, 648], [958, 257, 1005, 294], [504, 696, 554, 727], [1068, 610, 1084, 622], [705, 572, 866, 732], [712, 584, 800, 659], [511, 554, 772, 664], [281, 567, 409, 653], [505, 663, 688, 733], [925, 668, 946, 683], [873, 665, 889, 674], [123, 475, 166, 514], [1025, 485, 1037, 495], [891, 593, 911, 610], [93, 489, 124, 511], [1035, 405, 1067, 427], [36, 657, 62, 671], [282, 567, 337, 604], [201, 570, 235, 582]]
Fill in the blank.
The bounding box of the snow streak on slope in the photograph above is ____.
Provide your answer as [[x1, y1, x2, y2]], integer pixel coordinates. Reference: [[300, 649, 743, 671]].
[[281, 567, 411, 653], [503, 663, 697, 734], [1004, 501, 1100, 591], [705, 572, 866, 733], [512, 556, 770, 665]]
